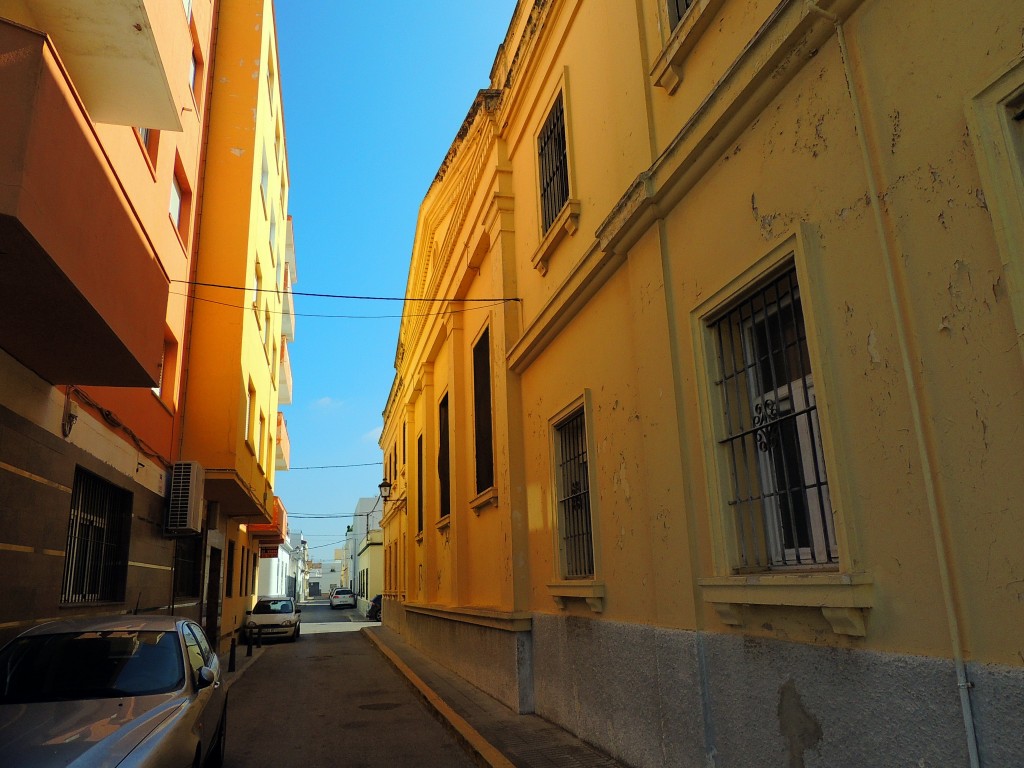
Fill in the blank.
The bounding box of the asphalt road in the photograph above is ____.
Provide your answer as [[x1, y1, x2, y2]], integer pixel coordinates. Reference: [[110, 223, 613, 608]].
[[223, 602, 475, 768]]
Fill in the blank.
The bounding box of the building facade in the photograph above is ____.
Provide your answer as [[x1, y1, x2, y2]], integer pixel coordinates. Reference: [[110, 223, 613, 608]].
[[0, 0, 215, 644], [0, 0, 295, 656], [380, 1, 1024, 765], [180, 0, 294, 652]]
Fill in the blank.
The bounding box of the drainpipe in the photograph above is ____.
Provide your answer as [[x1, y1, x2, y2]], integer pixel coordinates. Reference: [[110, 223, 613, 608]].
[[802, 2, 981, 765]]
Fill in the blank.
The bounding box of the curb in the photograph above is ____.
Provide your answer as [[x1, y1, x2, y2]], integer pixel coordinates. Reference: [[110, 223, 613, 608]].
[[362, 628, 515, 768]]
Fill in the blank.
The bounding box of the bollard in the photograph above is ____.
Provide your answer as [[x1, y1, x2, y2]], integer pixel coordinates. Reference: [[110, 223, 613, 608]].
[[246, 630, 253, 657], [256, 626, 262, 649], [229, 638, 237, 672]]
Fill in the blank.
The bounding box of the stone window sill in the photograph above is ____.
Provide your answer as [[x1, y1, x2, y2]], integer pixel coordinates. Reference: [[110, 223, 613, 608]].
[[531, 199, 581, 276], [699, 572, 874, 636], [650, 0, 726, 95], [546, 580, 605, 613], [470, 487, 498, 514]]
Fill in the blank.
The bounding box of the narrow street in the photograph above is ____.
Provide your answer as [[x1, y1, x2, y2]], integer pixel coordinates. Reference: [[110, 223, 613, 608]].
[[223, 601, 475, 768]]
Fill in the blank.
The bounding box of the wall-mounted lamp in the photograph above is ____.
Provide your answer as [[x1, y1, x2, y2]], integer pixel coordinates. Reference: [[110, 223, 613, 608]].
[[378, 478, 392, 501], [61, 386, 79, 438]]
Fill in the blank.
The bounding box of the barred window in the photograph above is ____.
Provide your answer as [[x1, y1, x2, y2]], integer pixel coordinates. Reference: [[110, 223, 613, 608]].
[[473, 329, 495, 493], [173, 535, 202, 598], [554, 407, 594, 579], [438, 394, 451, 519], [538, 93, 570, 233], [709, 267, 837, 569], [61, 468, 132, 605], [667, 0, 697, 28]]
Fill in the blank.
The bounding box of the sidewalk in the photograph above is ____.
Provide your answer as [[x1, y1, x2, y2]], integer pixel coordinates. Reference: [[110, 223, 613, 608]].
[[363, 625, 627, 768], [220, 638, 266, 693]]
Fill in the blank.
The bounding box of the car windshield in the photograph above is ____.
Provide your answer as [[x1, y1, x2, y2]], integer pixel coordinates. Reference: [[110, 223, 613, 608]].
[[0, 630, 185, 703], [253, 599, 293, 614]]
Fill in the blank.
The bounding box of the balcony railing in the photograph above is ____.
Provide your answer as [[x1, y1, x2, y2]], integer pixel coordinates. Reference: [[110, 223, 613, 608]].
[[276, 412, 291, 471]]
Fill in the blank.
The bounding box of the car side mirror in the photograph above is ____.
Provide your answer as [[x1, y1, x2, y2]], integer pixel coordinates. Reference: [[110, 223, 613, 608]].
[[245, 610, 252, 616], [197, 666, 216, 690], [296, 609, 301, 614]]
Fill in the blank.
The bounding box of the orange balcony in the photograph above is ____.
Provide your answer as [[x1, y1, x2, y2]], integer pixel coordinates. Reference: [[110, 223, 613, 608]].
[[0, 21, 168, 385], [0, 0, 181, 130], [276, 412, 291, 471], [250, 496, 287, 547]]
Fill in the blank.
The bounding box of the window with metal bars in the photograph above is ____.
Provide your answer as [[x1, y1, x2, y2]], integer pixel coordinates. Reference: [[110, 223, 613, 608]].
[[667, 0, 697, 28], [709, 267, 837, 570], [538, 93, 570, 233], [60, 468, 132, 605], [417, 435, 424, 533], [473, 329, 495, 493], [173, 535, 202, 598], [554, 407, 594, 579], [438, 394, 451, 519]]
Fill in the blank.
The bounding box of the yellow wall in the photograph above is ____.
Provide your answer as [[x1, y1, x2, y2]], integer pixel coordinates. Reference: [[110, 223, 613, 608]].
[[184, 0, 289, 515], [383, 0, 1024, 673]]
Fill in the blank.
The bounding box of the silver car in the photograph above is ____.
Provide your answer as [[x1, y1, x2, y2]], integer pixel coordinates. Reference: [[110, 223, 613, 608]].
[[0, 615, 227, 767]]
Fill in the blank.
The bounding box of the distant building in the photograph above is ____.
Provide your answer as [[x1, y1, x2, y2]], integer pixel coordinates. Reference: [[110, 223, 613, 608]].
[[380, 1, 1024, 765]]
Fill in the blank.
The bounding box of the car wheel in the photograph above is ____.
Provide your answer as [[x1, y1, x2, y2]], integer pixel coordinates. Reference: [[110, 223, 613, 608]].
[[207, 702, 227, 767]]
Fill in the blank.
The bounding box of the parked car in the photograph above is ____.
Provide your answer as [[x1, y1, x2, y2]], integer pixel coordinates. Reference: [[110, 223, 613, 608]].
[[366, 594, 382, 621], [244, 596, 301, 642], [0, 615, 227, 767], [329, 588, 356, 609]]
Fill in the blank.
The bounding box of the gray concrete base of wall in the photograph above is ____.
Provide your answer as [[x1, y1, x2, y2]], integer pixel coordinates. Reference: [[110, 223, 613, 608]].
[[400, 605, 534, 714], [531, 613, 1024, 768], [382, 605, 1022, 767]]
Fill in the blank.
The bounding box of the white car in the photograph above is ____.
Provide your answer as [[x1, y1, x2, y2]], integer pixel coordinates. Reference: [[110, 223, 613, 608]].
[[329, 588, 356, 609], [244, 596, 301, 642]]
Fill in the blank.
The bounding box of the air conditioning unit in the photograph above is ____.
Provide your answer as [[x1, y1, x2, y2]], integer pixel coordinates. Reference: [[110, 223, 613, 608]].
[[166, 461, 205, 535]]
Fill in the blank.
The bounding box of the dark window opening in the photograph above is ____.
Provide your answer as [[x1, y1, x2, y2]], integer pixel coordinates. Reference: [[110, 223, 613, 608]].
[[438, 394, 451, 519], [473, 329, 495, 493]]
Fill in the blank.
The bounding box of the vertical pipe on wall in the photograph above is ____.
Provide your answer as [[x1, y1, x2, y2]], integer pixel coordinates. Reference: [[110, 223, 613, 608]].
[[803, 3, 981, 765]]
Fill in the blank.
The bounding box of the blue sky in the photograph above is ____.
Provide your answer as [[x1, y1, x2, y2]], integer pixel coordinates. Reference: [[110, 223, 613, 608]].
[[273, 2, 518, 556]]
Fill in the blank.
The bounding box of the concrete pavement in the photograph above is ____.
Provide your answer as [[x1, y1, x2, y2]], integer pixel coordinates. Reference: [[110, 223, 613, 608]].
[[217, 603, 626, 767]]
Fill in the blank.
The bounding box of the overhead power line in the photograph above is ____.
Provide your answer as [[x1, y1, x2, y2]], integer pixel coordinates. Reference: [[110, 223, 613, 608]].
[[171, 279, 520, 303], [169, 291, 508, 319], [288, 462, 382, 470]]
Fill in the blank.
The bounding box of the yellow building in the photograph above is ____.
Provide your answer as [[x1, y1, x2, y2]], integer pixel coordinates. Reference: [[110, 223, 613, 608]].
[[181, 0, 293, 651], [381, 1, 1024, 764]]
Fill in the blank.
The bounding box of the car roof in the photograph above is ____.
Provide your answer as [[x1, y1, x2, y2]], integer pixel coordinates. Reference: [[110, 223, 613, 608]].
[[17, 614, 186, 637]]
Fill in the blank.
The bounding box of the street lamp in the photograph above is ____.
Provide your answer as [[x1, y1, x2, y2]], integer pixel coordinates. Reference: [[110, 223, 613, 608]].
[[378, 478, 392, 502]]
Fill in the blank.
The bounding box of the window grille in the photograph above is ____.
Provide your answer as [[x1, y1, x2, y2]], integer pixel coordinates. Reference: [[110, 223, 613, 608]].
[[555, 408, 594, 578], [709, 267, 836, 569], [668, 0, 697, 28], [417, 436, 424, 533], [538, 93, 570, 233], [61, 468, 132, 604], [438, 395, 451, 519], [226, 541, 235, 597], [473, 329, 495, 493], [173, 535, 202, 598]]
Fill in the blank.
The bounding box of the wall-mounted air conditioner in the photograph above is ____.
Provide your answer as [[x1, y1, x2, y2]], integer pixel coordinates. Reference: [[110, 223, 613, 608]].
[[166, 461, 205, 535]]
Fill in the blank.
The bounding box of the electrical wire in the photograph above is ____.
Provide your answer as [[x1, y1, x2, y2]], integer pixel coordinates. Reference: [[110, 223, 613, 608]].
[[168, 291, 509, 319], [288, 462, 382, 470], [171, 279, 521, 303]]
